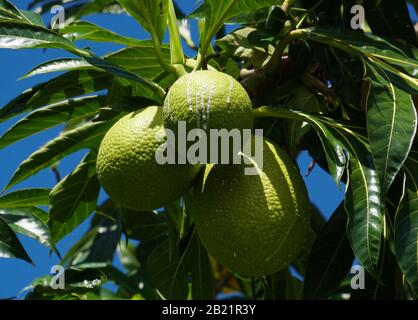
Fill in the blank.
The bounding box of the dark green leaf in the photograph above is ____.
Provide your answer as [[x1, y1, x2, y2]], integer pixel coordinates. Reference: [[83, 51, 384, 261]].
[[49, 152, 101, 244], [0, 216, 32, 264], [146, 238, 188, 299], [123, 208, 167, 241], [364, 0, 418, 45], [365, 61, 417, 192], [395, 154, 418, 294], [304, 203, 354, 299], [64, 210, 122, 267], [344, 152, 383, 278], [301, 27, 418, 94], [185, 231, 214, 299], [190, 0, 280, 22], [216, 27, 274, 66]]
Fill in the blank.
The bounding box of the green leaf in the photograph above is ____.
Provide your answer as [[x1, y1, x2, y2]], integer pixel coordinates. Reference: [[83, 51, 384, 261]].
[[216, 27, 274, 66], [61, 21, 148, 47], [122, 208, 167, 241], [0, 188, 50, 207], [49, 152, 98, 223], [1, 0, 44, 26], [344, 151, 384, 278], [0, 0, 21, 16], [6, 119, 116, 190], [49, 152, 100, 244], [72, 1, 125, 20], [106, 44, 170, 80], [0, 216, 32, 264], [225, 6, 271, 25], [0, 95, 104, 150], [80, 211, 122, 266], [0, 20, 80, 53], [60, 228, 99, 267], [18, 9, 45, 27], [83, 54, 166, 102], [301, 27, 418, 94], [0, 70, 112, 123], [184, 231, 214, 299], [365, 61, 417, 192], [63, 210, 122, 267], [21, 58, 99, 79], [364, 0, 417, 46], [117, 0, 169, 42], [304, 203, 354, 299], [0, 206, 55, 251], [190, 0, 280, 21], [395, 154, 418, 294], [146, 238, 188, 299], [195, 0, 240, 56]]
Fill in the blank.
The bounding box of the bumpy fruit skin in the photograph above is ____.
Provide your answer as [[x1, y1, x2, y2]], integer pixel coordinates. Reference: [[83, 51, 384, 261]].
[[192, 138, 311, 276], [96, 106, 200, 211], [163, 70, 253, 132]]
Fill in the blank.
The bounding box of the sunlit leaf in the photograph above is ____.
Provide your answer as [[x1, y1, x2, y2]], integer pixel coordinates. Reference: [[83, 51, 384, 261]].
[[0, 70, 111, 123], [365, 60, 417, 192], [62, 21, 147, 47], [117, 0, 169, 42], [0, 95, 104, 150], [6, 119, 116, 189], [0, 20, 80, 53], [0, 188, 50, 207], [0, 206, 55, 251]]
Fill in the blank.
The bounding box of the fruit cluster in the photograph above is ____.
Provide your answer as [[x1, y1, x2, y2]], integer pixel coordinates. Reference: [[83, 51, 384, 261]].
[[96, 70, 310, 276]]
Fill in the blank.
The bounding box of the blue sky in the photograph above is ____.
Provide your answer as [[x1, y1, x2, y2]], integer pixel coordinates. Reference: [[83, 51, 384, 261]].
[[0, 1, 416, 299]]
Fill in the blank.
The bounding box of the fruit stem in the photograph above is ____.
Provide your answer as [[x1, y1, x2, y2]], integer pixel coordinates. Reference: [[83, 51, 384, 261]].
[[168, 0, 187, 77], [264, 29, 304, 78], [252, 107, 298, 121], [185, 58, 216, 71], [150, 29, 179, 75]]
